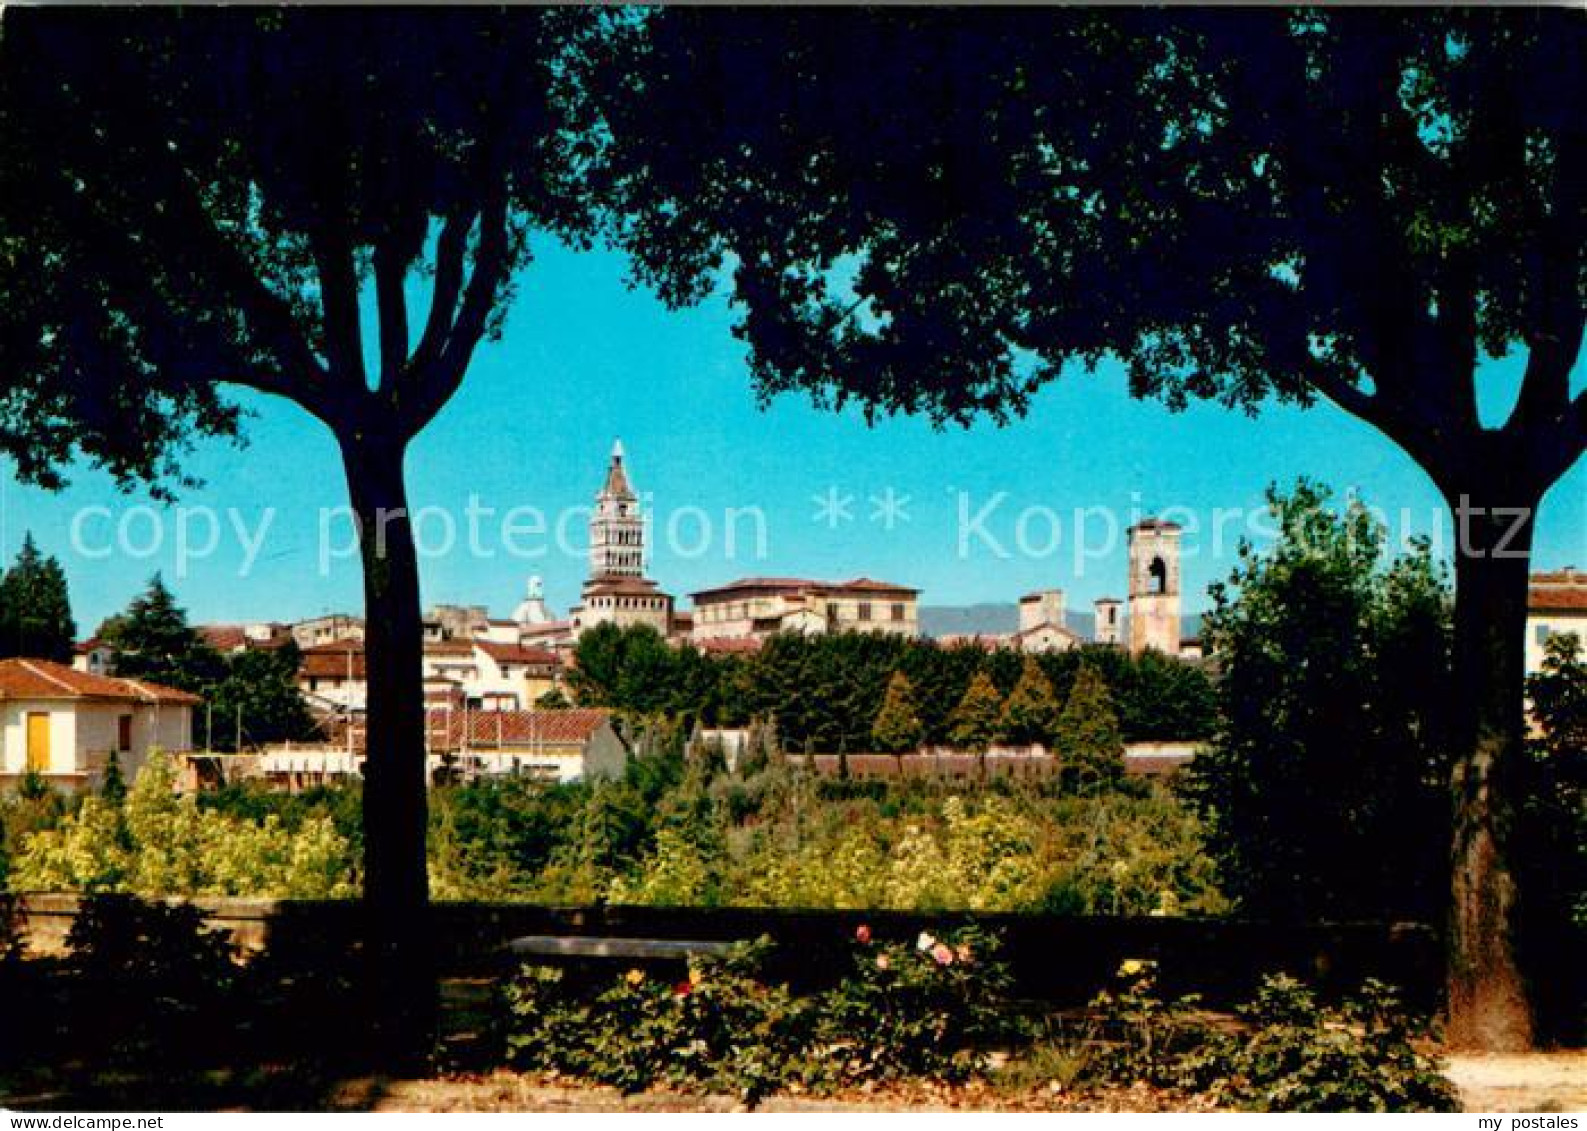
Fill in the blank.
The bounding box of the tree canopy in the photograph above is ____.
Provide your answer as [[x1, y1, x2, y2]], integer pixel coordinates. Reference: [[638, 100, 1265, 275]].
[[0, 534, 76, 663]]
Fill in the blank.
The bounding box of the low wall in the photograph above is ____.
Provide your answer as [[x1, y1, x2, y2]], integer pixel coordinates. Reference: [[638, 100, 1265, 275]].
[[9, 893, 1442, 1009]]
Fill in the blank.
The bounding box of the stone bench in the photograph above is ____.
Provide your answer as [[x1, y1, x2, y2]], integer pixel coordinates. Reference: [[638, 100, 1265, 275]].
[[505, 934, 738, 962]]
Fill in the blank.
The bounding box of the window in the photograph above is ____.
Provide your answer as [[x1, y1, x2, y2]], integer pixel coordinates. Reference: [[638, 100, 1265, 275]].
[[117, 714, 132, 752], [1148, 556, 1167, 594], [891, 603, 906, 622], [1535, 624, 1552, 645], [858, 602, 872, 622]]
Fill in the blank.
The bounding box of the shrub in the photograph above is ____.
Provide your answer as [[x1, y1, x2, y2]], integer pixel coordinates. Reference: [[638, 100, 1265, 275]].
[[1083, 964, 1459, 1112], [819, 924, 1022, 1085], [507, 938, 813, 1101], [504, 925, 1022, 1100], [65, 895, 241, 1066]]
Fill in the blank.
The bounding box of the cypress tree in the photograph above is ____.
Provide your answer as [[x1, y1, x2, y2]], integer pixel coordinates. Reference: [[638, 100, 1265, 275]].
[[947, 670, 1003, 754], [1055, 661, 1125, 791], [871, 670, 925, 754], [0, 532, 77, 662], [998, 655, 1062, 748]]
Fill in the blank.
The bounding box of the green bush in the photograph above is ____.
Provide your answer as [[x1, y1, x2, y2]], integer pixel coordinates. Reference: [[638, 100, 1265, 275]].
[[1082, 963, 1459, 1112], [505, 925, 1021, 1100], [507, 938, 815, 1101], [65, 895, 241, 1066], [818, 924, 1022, 1085]]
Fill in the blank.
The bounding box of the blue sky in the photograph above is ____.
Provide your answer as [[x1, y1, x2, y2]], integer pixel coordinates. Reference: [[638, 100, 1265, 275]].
[[3, 239, 1583, 634]]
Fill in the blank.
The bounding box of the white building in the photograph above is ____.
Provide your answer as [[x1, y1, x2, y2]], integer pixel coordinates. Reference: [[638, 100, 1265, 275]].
[[0, 658, 197, 790]]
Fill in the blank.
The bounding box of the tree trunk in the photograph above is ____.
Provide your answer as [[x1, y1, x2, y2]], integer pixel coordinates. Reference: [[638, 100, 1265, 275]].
[[340, 428, 434, 1067], [1444, 488, 1539, 1051]]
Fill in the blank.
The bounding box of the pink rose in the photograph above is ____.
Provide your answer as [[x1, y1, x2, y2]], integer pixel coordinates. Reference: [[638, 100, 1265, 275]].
[[855, 924, 872, 945], [875, 953, 891, 971], [931, 943, 955, 967]]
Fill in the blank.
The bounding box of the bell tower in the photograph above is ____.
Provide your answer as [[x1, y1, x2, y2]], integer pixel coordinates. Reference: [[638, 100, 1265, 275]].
[[1127, 519, 1181, 655], [590, 439, 644, 579]]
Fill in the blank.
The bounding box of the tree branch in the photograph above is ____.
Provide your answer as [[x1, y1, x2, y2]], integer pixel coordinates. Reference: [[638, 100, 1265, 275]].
[[398, 193, 510, 435], [374, 229, 417, 390], [312, 228, 367, 390], [409, 209, 474, 377]]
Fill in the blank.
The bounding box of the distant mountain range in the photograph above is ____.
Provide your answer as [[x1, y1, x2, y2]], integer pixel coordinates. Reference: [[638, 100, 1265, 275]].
[[919, 603, 1203, 641]]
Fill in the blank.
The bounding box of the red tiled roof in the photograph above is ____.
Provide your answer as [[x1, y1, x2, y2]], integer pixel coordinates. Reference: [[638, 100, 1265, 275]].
[[827, 577, 919, 595], [582, 576, 667, 597], [300, 640, 366, 680], [473, 640, 562, 667], [0, 657, 199, 705], [425, 707, 613, 748], [1531, 586, 1587, 612], [424, 639, 476, 656]]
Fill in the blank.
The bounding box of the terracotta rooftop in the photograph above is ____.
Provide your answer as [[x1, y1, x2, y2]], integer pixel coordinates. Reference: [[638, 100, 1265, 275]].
[[473, 640, 562, 667], [299, 639, 366, 681], [0, 657, 199, 705], [1531, 586, 1587, 612]]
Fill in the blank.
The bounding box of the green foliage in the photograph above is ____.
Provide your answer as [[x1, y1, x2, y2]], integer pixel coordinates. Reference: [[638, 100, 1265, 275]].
[[871, 670, 925, 753], [948, 671, 1003, 753], [0, 532, 76, 662], [506, 926, 1019, 1099], [65, 895, 241, 1066], [564, 623, 1216, 754], [998, 656, 1062, 746], [1518, 633, 1587, 1040], [821, 924, 1021, 1085], [1083, 964, 1459, 1112], [208, 642, 317, 751], [100, 751, 128, 805], [1189, 482, 1452, 922], [535, 685, 572, 709], [8, 753, 356, 898], [101, 574, 225, 695], [507, 939, 814, 1101], [1055, 662, 1124, 790]]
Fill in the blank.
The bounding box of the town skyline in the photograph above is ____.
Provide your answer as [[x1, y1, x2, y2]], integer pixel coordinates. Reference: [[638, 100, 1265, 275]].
[[3, 238, 1583, 633]]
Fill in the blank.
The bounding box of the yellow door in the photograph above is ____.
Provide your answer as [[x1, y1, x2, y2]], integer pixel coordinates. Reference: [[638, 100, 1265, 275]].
[[26, 710, 51, 770]]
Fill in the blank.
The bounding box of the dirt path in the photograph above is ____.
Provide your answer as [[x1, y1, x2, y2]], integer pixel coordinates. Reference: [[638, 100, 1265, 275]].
[[1444, 1053, 1587, 1113]]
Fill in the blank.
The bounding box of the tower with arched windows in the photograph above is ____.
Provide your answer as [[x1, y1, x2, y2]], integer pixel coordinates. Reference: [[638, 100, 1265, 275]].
[[571, 440, 674, 637], [1127, 518, 1181, 655]]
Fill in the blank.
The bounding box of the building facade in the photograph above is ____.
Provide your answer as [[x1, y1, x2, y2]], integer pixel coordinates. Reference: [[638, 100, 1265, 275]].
[[690, 577, 920, 643], [0, 658, 196, 790], [1013, 589, 1083, 653], [1527, 568, 1587, 673]]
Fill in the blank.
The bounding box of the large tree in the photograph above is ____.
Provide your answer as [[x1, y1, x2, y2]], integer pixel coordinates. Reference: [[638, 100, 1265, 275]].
[[1190, 482, 1452, 924], [101, 574, 225, 694], [0, 8, 597, 1055], [586, 7, 1584, 1049], [0, 533, 76, 662]]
